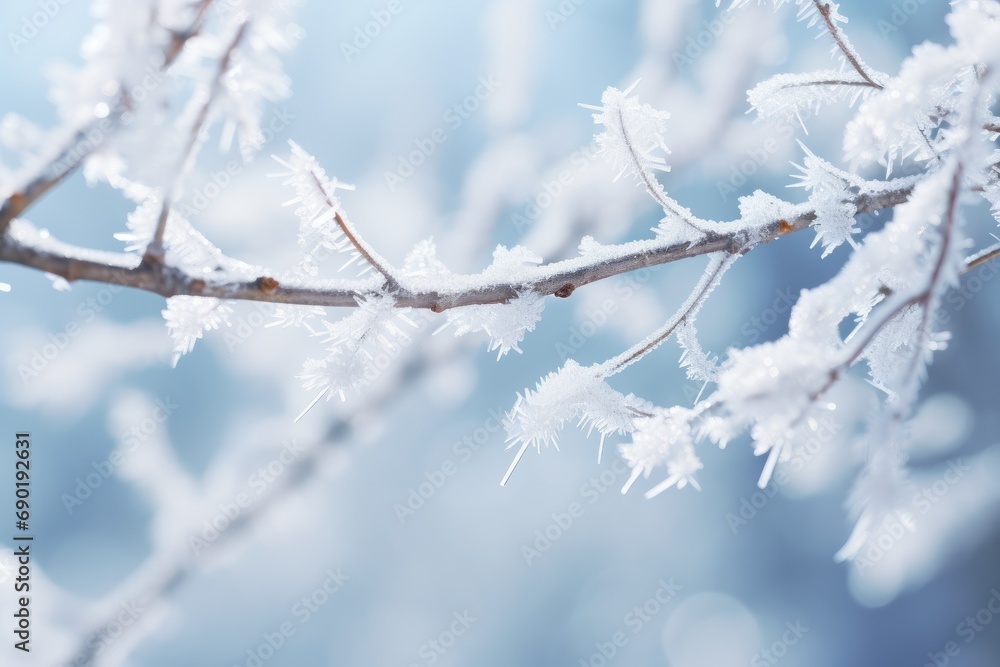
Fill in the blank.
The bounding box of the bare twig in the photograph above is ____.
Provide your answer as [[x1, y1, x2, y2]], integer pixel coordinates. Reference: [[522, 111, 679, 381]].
[[333, 209, 400, 291], [605, 252, 738, 374], [0, 150, 78, 231], [616, 103, 711, 234], [813, 0, 884, 90], [305, 167, 400, 291], [145, 22, 248, 264], [963, 241, 1000, 274], [782, 78, 883, 90]]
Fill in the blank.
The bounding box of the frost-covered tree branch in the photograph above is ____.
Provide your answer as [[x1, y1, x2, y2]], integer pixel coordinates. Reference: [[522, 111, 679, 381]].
[[145, 20, 248, 263], [0, 0, 220, 237], [4, 0, 1000, 580], [811, 0, 884, 89], [0, 178, 912, 307], [736, 0, 887, 124], [499, 0, 1000, 564]]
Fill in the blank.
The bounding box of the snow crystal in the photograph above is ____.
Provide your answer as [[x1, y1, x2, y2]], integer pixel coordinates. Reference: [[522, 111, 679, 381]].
[[714, 338, 838, 487], [619, 407, 703, 497], [676, 320, 720, 386], [267, 304, 325, 330], [438, 291, 545, 359], [271, 141, 361, 278], [162, 296, 233, 366], [479, 245, 543, 283], [401, 238, 452, 286], [581, 83, 671, 183], [295, 294, 418, 418], [843, 43, 970, 173], [790, 145, 859, 256], [835, 445, 914, 562], [749, 70, 876, 127], [737, 190, 799, 229], [501, 361, 648, 485]]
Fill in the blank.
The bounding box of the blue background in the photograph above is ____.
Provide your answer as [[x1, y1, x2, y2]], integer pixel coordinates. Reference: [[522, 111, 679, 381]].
[[2, 1, 1000, 666]]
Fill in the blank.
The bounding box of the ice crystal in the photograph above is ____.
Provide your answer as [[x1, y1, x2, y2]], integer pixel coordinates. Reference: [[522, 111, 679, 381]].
[[162, 296, 233, 366], [581, 83, 671, 183]]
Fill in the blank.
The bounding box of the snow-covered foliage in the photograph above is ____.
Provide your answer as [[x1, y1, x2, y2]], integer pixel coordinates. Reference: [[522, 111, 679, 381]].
[[4, 0, 1000, 605]]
